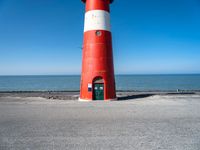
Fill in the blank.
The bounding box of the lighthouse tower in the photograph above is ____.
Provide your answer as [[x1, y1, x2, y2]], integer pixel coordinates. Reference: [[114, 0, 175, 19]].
[[80, 0, 116, 101]]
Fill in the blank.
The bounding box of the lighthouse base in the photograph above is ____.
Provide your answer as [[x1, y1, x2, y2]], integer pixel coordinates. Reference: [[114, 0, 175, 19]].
[[78, 98, 117, 102]]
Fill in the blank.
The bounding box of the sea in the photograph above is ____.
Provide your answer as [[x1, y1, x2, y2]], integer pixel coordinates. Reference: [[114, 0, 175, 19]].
[[0, 75, 200, 92]]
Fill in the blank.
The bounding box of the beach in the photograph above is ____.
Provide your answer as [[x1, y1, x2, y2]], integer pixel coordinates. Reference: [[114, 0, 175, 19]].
[[0, 92, 200, 150]]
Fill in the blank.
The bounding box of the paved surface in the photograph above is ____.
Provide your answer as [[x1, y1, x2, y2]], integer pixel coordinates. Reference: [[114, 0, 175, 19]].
[[0, 95, 200, 150]]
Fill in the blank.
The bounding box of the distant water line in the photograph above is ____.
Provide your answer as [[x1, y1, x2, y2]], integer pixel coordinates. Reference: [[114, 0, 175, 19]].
[[0, 75, 200, 92]]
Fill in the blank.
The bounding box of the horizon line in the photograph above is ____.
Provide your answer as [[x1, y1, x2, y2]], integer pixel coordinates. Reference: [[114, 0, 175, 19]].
[[0, 73, 200, 76]]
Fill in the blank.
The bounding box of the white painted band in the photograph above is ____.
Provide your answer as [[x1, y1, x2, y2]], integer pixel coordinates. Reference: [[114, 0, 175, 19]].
[[84, 10, 111, 32]]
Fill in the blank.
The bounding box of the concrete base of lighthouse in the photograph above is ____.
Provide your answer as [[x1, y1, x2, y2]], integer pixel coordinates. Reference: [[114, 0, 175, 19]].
[[78, 98, 117, 102]]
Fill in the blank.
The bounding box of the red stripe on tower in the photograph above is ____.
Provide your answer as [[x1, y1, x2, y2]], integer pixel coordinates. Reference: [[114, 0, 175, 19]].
[[80, 0, 116, 101]]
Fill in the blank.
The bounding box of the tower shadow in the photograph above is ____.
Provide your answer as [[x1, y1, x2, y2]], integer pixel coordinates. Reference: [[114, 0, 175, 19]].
[[116, 94, 155, 101]]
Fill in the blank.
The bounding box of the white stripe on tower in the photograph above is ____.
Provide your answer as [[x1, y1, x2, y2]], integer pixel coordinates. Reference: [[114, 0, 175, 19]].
[[84, 10, 111, 32]]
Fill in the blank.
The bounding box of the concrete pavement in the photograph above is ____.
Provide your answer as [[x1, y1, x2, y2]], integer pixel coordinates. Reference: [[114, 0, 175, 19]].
[[0, 95, 200, 150]]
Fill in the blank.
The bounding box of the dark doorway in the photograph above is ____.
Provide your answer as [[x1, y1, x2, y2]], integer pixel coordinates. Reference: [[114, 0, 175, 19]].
[[94, 83, 104, 100], [93, 77, 104, 100]]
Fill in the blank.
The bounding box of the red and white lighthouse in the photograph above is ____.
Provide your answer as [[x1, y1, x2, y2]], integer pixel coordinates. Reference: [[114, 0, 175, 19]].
[[80, 0, 116, 101]]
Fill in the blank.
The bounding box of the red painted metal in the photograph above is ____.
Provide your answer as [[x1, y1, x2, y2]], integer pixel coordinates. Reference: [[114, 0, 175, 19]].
[[80, 0, 116, 101], [81, 0, 114, 4], [84, 0, 111, 12]]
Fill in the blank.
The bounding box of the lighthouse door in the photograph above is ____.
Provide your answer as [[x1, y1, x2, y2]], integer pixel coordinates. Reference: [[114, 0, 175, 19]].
[[94, 83, 104, 100]]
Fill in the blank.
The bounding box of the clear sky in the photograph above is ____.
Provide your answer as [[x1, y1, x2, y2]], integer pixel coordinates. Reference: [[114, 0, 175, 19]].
[[0, 0, 200, 75]]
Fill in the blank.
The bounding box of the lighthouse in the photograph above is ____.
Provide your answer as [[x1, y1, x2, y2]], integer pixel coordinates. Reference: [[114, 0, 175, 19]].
[[80, 0, 116, 101]]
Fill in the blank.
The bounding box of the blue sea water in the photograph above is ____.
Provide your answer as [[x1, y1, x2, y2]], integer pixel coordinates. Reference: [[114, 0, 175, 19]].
[[0, 75, 200, 92]]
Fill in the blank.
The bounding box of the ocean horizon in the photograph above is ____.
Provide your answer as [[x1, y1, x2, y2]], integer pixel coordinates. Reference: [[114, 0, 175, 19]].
[[0, 74, 200, 92]]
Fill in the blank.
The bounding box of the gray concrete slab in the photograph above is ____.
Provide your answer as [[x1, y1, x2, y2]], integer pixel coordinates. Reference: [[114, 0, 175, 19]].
[[0, 95, 200, 150]]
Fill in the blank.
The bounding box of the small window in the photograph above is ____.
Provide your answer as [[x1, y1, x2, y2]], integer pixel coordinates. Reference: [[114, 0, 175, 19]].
[[96, 30, 102, 36]]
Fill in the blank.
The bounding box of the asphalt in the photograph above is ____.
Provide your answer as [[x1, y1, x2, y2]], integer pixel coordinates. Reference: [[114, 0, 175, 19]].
[[0, 95, 200, 150]]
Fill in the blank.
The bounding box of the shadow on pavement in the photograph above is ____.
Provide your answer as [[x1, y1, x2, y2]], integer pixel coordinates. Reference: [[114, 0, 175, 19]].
[[117, 94, 155, 101]]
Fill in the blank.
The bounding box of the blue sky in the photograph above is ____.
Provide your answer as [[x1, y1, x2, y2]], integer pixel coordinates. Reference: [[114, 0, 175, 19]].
[[0, 0, 200, 75]]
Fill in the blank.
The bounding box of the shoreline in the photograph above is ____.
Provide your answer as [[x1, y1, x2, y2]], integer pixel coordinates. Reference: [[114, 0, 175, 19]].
[[0, 90, 200, 100]]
